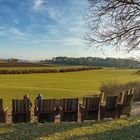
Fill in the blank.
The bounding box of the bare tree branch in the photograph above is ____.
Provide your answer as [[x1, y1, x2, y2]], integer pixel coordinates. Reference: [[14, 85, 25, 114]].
[[85, 0, 140, 52]]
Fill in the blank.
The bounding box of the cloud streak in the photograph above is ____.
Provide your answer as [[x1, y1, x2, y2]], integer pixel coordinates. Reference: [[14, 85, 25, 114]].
[[32, 0, 46, 12], [0, 0, 119, 60], [10, 28, 24, 37]]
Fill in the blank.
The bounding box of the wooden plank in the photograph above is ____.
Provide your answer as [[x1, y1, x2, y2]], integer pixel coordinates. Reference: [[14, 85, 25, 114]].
[[99, 93, 104, 104], [12, 99, 15, 112], [23, 99, 26, 112], [20, 100, 23, 112], [106, 96, 118, 109], [0, 99, 3, 111], [118, 92, 124, 103], [122, 94, 133, 106], [124, 90, 129, 95], [12, 99, 31, 113], [83, 97, 100, 110], [61, 98, 78, 111], [12, 99, 31, 123], [16, 100, 18, 112], [130, 88, 134, 95], [37, 99, 55, 113], [69, 98, 78, 111], [60, 98, 78, 122]]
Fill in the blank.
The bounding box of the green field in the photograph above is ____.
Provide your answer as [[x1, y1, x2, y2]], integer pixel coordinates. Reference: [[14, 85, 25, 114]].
[[0, 68, 139, 108], [0, 68, 140, 140]]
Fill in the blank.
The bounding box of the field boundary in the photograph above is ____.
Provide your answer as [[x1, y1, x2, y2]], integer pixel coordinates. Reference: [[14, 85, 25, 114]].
[[0, 67, 103, 74]]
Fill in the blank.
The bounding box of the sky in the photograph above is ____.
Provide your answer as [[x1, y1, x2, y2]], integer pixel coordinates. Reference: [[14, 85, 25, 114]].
[[0, 0, 139, 60]]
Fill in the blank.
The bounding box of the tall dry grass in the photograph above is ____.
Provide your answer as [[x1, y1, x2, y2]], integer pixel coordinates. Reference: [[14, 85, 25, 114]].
[[100, 81, 140, 101]]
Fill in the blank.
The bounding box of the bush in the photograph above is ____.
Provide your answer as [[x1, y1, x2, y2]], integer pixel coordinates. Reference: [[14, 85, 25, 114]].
[[59, 67, 102, 73], [135, 70, 140, 74], [0, 67, 102, 75], [100, 81, 140, 101]]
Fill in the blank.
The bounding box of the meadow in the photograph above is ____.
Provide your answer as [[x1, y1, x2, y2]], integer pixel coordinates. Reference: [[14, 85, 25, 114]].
[[0, 67, 140, 140], [0, 68, 139, 108]]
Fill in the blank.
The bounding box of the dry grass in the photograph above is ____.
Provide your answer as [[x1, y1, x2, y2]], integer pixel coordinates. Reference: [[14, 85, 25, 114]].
[[135, 70, 140, 75], [100, 81, 140, 101]]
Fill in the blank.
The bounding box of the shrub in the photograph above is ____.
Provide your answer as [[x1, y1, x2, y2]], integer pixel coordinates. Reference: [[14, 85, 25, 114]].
[[0, 67, 103, 75], [135, 70, 140, 74], [100, 81, 140, 101]]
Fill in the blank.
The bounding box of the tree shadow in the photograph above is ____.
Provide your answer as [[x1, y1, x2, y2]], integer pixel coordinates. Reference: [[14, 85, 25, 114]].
[[0, 118, 139, 140], [65, 122, 140, 140], [0, 122, 93, 140]]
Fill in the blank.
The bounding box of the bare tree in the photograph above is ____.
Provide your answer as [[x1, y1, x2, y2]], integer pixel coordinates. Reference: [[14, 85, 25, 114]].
[[86, 0, 140, 52]]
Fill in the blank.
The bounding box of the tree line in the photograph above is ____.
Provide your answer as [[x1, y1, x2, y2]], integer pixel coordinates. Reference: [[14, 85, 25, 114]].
[[41, 57, 140, 68]]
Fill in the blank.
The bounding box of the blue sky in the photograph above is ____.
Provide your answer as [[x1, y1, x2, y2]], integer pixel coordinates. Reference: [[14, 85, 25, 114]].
[[0, 0, 138, 60]]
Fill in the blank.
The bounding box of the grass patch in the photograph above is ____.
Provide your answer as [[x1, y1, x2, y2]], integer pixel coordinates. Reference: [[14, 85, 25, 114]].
[[0, 117, 140, 140]]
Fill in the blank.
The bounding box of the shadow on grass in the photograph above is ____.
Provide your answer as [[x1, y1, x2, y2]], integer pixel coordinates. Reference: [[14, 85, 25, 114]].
[[65, 122, 140, 140], [0, 118, 140, 140], [0, 122, 92, 140]]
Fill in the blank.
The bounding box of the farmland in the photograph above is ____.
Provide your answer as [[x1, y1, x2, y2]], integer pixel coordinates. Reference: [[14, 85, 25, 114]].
[[0, 62, 103, 74], [0, 67, 140, 140], [0, 68, 139, 108]]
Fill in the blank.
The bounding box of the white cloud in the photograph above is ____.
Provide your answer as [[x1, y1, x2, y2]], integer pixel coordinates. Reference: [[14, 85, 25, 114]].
[[32, 0, 46, 12], [46, 7, 63, 22], [9, 27, 24, 37], [0, 26, 31, 40]]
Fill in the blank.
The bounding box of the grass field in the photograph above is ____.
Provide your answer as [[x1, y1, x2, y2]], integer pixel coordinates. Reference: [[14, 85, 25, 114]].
[[0, 116, 140, 140], [0, 68, 140, 140], [0, 68, 139, 108]]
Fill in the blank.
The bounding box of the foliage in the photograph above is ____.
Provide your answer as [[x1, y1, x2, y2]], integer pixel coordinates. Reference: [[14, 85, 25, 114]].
[[100, 81, 140, 101], [86, 0, 140, 52], [0, 66, 102, 75], [42, 57, 140, 68]]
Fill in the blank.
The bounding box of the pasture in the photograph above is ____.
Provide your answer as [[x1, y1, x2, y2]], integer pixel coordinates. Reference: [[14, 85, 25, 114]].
[[0, 68, 139, 108]]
